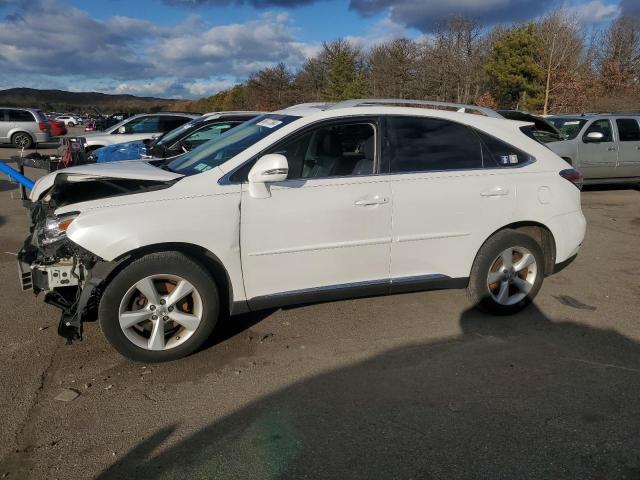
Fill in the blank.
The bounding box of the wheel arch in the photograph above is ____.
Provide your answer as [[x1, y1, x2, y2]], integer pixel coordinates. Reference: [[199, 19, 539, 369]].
[[478, 221, 557, 276], [104, 242, 235, 314], [10, 130, 34, 144]]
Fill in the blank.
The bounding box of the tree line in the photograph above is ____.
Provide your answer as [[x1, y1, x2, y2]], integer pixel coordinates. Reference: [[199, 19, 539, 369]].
[[175, 11, 640, 115]]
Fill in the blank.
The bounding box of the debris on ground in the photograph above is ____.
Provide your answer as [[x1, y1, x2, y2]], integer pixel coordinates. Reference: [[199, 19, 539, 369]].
[[54, 389, 81, 403], [554, 295, 597, 311]]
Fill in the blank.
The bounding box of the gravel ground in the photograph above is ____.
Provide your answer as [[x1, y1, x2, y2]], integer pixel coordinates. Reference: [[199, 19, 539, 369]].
[[0, 137, 639, 479]]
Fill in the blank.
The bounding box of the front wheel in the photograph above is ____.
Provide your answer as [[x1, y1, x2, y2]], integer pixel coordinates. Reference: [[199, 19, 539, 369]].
[[67, 122, 75, 127], [467, 230, 545, 315], [99, 252, 219, 362]]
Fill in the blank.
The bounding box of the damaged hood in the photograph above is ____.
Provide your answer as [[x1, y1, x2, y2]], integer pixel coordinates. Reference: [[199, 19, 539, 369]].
[[30, 161, 183, 201]]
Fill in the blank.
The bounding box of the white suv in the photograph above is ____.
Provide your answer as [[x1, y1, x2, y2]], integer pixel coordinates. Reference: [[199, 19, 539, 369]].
[[18, 100, 586, 362], [81, 113, 197, 151]]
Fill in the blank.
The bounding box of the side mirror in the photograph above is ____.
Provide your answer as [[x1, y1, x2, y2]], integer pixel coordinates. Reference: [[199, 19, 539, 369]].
[[248, 154, 288, 198], [584, 131, 604, 143], [118, 126, 127, 134]]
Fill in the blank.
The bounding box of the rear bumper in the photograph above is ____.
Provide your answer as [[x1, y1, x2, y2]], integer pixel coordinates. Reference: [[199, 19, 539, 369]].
[[34, 132, 51, 143], [547, 210, 587, 265]]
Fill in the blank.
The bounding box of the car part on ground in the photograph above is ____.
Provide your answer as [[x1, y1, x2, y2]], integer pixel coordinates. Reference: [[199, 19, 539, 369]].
[[18, 99, 586, 362]]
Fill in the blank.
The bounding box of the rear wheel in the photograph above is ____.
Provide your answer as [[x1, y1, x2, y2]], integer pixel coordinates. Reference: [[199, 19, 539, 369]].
[[467, 230, 544, 315], [99, 252, 219, 362], [11, 132, 33, 149]]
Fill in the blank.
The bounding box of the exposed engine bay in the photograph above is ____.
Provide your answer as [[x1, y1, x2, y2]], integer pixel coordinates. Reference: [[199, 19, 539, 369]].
[[18, 172, 178, 343]]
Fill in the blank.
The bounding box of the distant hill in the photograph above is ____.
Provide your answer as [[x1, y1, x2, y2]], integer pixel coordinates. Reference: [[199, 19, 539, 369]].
[[0, 88, 190, 114]]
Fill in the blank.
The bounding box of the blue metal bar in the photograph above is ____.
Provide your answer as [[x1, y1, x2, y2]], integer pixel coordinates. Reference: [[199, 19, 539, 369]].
[[0, 161, 35, 190]]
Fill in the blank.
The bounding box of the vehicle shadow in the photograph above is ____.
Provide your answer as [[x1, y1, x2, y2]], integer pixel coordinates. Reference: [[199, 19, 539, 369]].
[[0, 179, 17, 192], [97, 304, 640, 479]]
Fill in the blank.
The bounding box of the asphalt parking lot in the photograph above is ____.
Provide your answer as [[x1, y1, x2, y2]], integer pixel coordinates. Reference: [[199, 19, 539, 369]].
[[0, 138, 639, 479]]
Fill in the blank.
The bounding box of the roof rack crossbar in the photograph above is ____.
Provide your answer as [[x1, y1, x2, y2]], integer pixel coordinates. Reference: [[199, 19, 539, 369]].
[[325, 98, 503, 119]]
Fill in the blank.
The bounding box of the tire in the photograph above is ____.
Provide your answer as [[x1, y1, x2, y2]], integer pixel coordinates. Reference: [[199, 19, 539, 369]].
[[99, 252, 219, 362], [467, 229, 545, 315], [68, 122, 75, 127], [11, 132, 33, 149]]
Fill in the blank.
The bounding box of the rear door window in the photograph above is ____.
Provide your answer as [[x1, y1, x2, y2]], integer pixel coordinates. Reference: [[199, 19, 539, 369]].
[[616, 119, 640, 142], [8, 110, 35, 122], [382, 116, 483, 173]]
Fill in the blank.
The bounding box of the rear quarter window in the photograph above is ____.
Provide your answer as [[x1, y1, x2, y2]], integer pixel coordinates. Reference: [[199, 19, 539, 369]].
[[475, 130, 533, 167]]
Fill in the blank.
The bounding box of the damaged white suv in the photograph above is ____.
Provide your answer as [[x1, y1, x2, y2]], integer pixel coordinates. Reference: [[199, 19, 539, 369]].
[[18, 100, 586, 362]]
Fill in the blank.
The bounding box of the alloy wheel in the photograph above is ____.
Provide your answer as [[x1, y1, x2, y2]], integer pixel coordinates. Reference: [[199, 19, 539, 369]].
[[118, 274, 203, 351], [486, 246, 538, 306]]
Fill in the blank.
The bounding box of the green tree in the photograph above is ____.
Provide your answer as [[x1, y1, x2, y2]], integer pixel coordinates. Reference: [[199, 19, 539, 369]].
[[321, 40, 367, 101], [485, 24, 544, 110]]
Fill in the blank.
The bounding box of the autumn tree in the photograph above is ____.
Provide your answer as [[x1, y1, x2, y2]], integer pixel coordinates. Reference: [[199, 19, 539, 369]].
[[422, 16, 487, 103], [533, 11, 584, 115], [244, 63, 296, 110], [368, 38, 421, 98]]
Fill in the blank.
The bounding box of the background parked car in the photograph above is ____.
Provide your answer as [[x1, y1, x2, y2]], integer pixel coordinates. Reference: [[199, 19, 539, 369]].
[[48, 119, 67, 137], [81, 112, 197, 151], [547, 114, 640, 184], [0, 107, 51, 148], [90, 111, 260, 163], [56, 115, 81, 127]]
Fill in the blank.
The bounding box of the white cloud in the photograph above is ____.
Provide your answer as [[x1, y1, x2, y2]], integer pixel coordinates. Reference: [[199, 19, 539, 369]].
[[0, 1, 316, 98], [345, 15, 413, 49], [563, 0, 620, 23]]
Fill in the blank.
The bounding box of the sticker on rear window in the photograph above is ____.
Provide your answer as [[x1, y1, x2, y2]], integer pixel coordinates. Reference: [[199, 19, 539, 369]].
[[564, 121, 580, 125], [256, 119, 282, 128]]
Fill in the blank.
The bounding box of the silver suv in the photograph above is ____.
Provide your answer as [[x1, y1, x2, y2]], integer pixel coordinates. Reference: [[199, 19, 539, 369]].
[[548, 114, 640, 184], [0, 107, 52, 149]]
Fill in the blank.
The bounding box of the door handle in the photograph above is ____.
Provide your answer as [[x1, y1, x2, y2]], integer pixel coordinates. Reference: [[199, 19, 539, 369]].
[[480, 187, 509, 197], [354, 196, 388, 206], [608, 146, 617, 151]]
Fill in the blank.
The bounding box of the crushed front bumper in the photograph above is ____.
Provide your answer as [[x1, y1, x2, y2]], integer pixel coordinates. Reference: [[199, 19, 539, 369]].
[[17, 239, 116, 344]]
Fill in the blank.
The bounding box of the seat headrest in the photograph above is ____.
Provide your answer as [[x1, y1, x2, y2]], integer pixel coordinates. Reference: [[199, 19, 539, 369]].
[[362, 135, 374, 160], [318, 131, 342, 157]]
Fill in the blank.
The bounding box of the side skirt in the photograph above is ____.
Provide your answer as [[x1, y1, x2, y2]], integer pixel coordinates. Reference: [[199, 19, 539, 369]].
[[248, 274, 469, 311]]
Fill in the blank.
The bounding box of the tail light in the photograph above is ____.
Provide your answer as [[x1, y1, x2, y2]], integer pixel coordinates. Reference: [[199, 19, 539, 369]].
[[38, 122, 49, 132], [559, 168, 583, 190]]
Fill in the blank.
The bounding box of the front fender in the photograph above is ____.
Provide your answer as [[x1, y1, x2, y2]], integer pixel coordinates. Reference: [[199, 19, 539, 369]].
[[65, 188, 247, 304]]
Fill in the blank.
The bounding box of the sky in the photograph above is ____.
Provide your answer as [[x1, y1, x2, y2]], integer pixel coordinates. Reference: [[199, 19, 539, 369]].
[[0, 0, 635, 99]]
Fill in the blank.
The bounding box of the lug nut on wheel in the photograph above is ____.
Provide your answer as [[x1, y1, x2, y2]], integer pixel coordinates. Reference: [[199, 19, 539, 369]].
[[151, 315, 158, 320]]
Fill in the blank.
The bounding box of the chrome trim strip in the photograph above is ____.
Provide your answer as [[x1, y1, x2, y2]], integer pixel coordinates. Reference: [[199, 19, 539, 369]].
[[247, 237, 392, 257], [394, 232, 470, 243]]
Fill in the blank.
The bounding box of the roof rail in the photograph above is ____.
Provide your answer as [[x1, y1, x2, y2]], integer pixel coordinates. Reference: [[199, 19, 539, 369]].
[[325, 98, 503, 119]]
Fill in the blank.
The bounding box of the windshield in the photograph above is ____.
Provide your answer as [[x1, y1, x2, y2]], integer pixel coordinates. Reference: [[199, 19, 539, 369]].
[[167, 114, 300, 175], [548, 117, 588, 140], [156, 117, 203, 146]]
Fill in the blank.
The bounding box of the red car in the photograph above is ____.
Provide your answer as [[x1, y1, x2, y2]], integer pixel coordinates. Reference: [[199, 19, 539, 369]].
[[49, 119, 67, 137]]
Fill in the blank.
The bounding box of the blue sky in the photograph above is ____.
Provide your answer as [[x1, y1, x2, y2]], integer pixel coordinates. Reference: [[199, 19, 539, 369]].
[[0, 0, 631, 99]]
